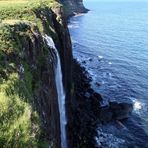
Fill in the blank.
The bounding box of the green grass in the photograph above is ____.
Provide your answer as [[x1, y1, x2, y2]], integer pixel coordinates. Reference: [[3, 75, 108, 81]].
[[0, 73, 41, 147], [0, 0, 63, 147], [0, 21, 51, 148], [0, 0, 62, 31], [0, 0, 61, 18]]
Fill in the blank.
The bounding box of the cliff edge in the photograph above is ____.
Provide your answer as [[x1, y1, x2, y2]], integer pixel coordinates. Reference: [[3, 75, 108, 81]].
[[0, 0, 72, 147], [0, 0, 88, 147], [60, 0, 88, 17]]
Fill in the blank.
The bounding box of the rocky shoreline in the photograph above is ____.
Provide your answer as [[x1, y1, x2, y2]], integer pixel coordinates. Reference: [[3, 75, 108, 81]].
[[70, 59, 134, 147], [69, 59, 100, 147], [63, 1, 134, 146]]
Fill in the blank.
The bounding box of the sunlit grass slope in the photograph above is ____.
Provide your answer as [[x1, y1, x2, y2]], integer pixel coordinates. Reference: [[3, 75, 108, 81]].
[[0, 0, 62, 147]]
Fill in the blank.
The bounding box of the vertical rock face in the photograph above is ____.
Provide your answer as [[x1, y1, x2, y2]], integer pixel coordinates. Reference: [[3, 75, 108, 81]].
[[50, 10, 73, 148], [60, 0, 88, 17], [28, 8, 73, 147]]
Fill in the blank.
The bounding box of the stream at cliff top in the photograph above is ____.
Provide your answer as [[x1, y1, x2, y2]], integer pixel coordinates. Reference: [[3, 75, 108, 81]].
[[69, 1, 148, 147], [45, 35, 67, 148]]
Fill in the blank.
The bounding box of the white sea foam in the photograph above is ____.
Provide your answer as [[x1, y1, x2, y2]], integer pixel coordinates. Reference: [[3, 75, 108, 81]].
[[134, 101, 142, 110], [98, 55, 103, 59], [95, 129, 125, 148], [73, 13, 85, 17], [131, 98, 143, 111], [68, 24, 79, 29], [109, 62, 112, 65]]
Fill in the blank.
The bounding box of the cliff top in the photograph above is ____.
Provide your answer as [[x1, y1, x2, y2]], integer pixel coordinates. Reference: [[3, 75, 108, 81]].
[[0, 0, 62, 25], [0, 0, 63, 38]]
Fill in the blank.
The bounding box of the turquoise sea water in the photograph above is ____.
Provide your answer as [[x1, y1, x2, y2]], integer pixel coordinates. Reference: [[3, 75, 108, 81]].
[[69, 1, 148, 147]]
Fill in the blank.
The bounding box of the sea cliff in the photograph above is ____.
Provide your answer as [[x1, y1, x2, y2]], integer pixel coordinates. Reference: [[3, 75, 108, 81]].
[[0, 0, 90, 147], [60, 0, 88, 18]]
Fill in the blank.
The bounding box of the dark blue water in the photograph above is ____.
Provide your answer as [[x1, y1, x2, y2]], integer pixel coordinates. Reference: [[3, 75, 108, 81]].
[[69, 1, 148, 147]]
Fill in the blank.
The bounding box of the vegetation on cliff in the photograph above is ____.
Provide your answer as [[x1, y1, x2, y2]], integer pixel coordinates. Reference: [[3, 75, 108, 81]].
[[0, 0, 65, 147], [0, 0, 62, 33], [0, 22, 50, 148], [0, 0, 86, 147]]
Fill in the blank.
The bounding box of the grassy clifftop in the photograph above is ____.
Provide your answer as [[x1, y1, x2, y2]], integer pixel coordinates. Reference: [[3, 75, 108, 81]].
[[0, 0, 65, 147], [0, 0, 62, 31]]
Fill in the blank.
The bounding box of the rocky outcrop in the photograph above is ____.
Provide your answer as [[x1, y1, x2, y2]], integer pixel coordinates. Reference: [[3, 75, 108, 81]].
[[109, 100, 133, 120], [99, 99, 133, 123], [60, 0, 89, 18]]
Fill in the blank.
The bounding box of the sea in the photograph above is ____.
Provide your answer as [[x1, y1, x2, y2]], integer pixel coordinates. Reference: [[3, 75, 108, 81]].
[[68, 1, 148, 147]]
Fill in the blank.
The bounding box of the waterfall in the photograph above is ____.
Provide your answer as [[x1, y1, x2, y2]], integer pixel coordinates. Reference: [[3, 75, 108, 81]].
[[44, 35, 67, 148]]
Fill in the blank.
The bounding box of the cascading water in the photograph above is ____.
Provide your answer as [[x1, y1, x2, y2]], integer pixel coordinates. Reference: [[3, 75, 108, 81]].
[[44, 35, 67, 148]]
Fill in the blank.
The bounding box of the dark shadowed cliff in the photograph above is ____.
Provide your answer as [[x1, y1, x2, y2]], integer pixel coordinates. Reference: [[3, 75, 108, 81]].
[[60, 0, 88, 17]]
